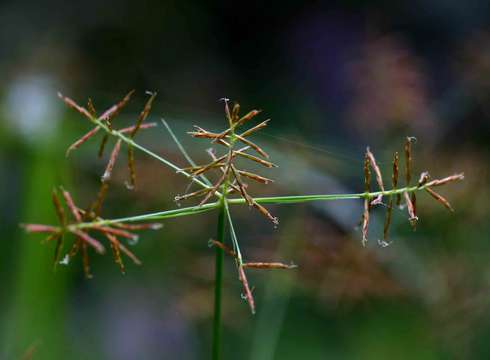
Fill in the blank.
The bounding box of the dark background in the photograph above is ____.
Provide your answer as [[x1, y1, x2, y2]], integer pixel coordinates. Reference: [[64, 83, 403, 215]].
[[1, 1, 489, 359]]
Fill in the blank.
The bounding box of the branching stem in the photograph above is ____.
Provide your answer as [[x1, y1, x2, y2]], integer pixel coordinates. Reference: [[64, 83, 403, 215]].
[[70, 183, 449, 230], [87, 115, 215, 192]]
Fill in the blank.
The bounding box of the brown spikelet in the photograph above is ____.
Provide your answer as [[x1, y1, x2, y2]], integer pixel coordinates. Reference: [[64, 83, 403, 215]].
[[127, 146, 136, 189], [110, 241, 125, 273], [198, 154, 232, 206], [230, 165, 254, 206], [65, 126, 100, 157], [118, 242, 142, 265], [383, 153, 399, 242], [53, 234, 64, 268], [425, 173, 464, 187], [119, 122, 157, 134], [51, 190, 66, 226], [236, 170, 274, 185], [104, 231, 142, 265], [130, 91, 157, 138], [411, 192, 417, 219], [221, 98, 232, 126], [234, 150, 277, 168], [98, 134, 109, 158], [425, 188, 454, 212], [362, 198, 370, 246], [183, 162, 226, 176], [71, 230, 105, 254], [102, 140, 122, 183], [68, 238, 81, 258], [364, 153, 371, 193], [231, 103, 240, 122], [199, 184, 224, 207], [242, 262, 297, 269], [58, 92, 93, 120], [235, 109, 261, 127], [88, 182, 109, 218], [209, 239, 237, 258], [175, 188, 210, 202], [361, 152, 371, 245], [81, 242, 92, 279], [383, 197, 393, 242], [239, 119, 270, 138], [93, 226, 138, 241], [99, 90, 135, 122], [234, 134, 269, 158], [61, 189, 82, 221], [366, 147, 384, 205], [238, 266, 255, 314], [404, 137, 415, 185], [87, 98, 96, 117], [183, 149, 233, 175], [393, 152, 401, 206], [252, 202, 278, 225], [23, 224, 59, 233], [104, 233, 125, 274], [366, 147, 384, 191], [403, 192, 417, 228], [188, 127, 222, 139], [21, 224, 61, 233]]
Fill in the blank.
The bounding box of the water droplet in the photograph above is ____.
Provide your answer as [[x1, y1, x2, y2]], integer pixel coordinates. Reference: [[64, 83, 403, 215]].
[[150, 223, 164, 230]]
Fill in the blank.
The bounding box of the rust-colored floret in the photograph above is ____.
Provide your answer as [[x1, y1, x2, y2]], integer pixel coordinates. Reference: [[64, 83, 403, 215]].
[[360, 138, 463, 245], [183, 99, 278, 225], [238, 266, 255, 314], [22, 183, 160, 277], [58, 91, 157, 189], [366, 147, 384, 205]]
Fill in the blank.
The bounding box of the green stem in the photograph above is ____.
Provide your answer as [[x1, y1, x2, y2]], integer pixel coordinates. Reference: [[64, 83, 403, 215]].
[[89, 116, 213, 191], [212, 197, 226, 360], [71, 184, 442, 229]]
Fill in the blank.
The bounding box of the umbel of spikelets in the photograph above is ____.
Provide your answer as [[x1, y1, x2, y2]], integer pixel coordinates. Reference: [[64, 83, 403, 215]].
[[361, 137, 464, 246], [22, 183, 161, 277], [58, 91, 157, 189], [178, 98, 279, 225], [208, 239, 297, 314]]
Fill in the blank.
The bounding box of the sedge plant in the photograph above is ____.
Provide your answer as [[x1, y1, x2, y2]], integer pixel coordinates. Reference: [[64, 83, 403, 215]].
[[23, 91, 464, 359]]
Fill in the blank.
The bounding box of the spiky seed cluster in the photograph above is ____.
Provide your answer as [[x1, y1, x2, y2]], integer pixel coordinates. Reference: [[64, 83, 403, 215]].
[[23, 183, 161, 277], [208, 239, 297, 313], [181, 99, 278, 225], [187, 100, 296, 313], [23, 91, 163, 277], [58, 91, 157, 188], [361, 137, 464, 246]]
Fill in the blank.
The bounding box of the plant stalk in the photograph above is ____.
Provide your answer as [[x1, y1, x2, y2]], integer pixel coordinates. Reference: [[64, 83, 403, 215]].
[[212, 196, 226, 360], [71, 181, 463, 229]]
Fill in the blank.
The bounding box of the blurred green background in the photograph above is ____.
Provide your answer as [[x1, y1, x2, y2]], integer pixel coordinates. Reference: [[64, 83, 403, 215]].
[[1, 1, 489, 359]]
